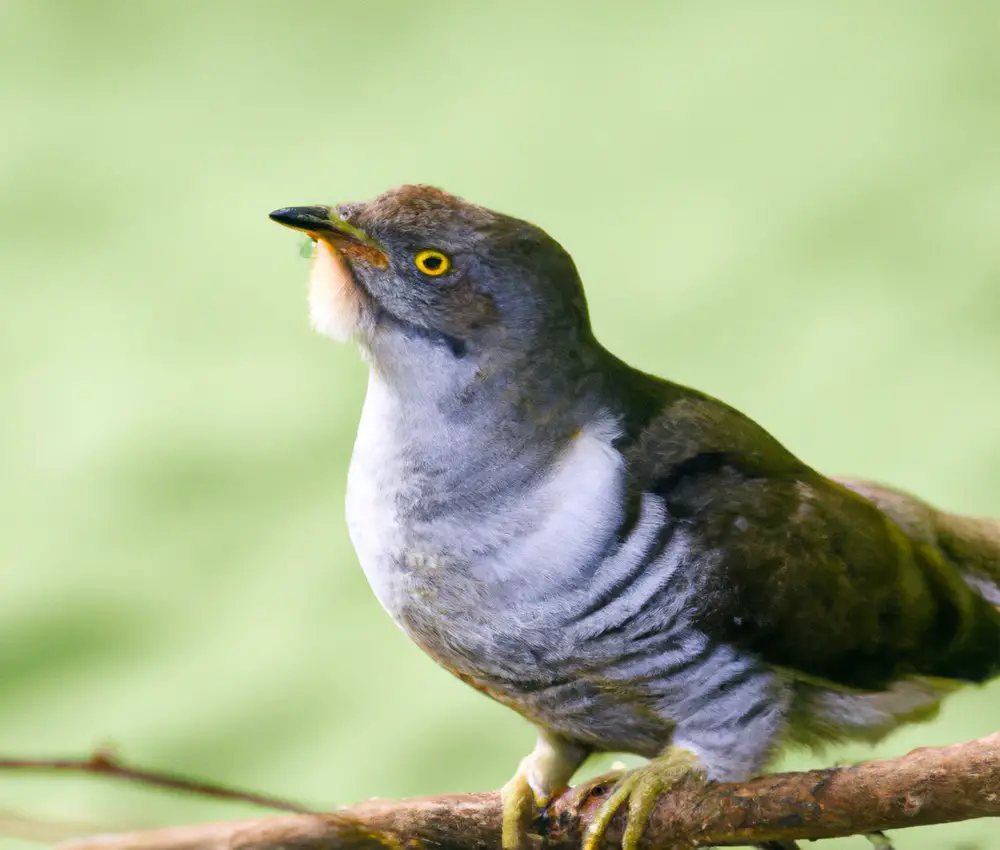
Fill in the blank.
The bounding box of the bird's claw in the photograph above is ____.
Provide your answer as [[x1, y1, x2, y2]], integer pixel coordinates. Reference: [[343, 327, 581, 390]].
[[501, 769, 567, 850], [501, 733, 588, 850], [582, 749, 703, 850], [501, 770, 539, 850]]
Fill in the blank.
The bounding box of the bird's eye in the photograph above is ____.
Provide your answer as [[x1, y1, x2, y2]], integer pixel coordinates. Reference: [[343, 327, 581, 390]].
[[414, 249, 451, 276]]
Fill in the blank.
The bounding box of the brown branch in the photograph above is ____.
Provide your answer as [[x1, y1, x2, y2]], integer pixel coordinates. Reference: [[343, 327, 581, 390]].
[[44, 732, 1000, 850], [0, 749, 311, 814]]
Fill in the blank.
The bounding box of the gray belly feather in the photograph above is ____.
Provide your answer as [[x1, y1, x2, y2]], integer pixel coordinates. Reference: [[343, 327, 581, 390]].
[[346, 393, 776, 760]]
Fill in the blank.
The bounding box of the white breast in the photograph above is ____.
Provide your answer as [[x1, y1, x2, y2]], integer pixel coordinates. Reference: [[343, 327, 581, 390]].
[[345, 372, 628, 627], [483, 418, 628, 597], [345, 374, 410, 615]]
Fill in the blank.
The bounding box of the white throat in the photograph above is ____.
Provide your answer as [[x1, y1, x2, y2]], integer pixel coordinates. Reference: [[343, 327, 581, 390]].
[[307, 239, 364, 342]]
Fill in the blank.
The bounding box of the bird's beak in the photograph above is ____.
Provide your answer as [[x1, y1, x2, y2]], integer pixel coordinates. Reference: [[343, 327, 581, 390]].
[[269, 205, 388, 266]]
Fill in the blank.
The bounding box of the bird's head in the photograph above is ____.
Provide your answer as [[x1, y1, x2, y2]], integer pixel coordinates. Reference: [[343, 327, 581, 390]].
[[270, 186, 594, 382]]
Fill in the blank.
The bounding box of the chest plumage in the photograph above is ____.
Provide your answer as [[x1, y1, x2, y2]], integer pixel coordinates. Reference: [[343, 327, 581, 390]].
[[346, 373, 628, 660]]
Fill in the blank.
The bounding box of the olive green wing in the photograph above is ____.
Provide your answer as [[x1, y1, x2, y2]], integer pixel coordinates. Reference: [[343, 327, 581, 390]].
[[621, 386, 1000, 691]]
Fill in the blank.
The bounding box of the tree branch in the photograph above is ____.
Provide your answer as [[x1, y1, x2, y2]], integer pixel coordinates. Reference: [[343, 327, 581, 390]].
[[44, 733, 999, 850]]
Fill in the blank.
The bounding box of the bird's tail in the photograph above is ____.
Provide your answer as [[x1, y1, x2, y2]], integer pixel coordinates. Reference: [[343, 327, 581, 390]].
[[835, 477, 1000, 608]]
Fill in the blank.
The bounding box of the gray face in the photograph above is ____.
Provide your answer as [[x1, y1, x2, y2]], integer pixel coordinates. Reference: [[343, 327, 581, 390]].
[[303, 185, 593, 362]]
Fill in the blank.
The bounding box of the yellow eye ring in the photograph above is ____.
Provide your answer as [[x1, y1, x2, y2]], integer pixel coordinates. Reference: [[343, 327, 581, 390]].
[[414, 249, 451, 276]]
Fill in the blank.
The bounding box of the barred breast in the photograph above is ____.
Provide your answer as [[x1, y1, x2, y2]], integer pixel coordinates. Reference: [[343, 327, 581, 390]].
[[346, 384, 781, 768]]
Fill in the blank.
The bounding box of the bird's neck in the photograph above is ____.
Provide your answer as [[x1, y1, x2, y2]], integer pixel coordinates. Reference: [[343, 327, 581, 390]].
[[352, 333, 629, 511], [353, 370, 569, 500]]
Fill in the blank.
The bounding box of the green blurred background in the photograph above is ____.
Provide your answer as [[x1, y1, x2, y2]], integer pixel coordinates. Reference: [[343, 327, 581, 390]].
[[1, 2, 998, 847]]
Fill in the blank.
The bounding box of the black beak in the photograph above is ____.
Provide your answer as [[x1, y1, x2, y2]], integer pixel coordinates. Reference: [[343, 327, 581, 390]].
[[269, 205, 338, 232], [269, 205, 386, 255]]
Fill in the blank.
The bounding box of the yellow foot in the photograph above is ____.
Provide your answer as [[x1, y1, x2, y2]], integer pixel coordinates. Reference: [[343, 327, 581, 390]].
[[500, 769, 547, 850], [500, 733, 589, 850], [582, 749, 704, 850]]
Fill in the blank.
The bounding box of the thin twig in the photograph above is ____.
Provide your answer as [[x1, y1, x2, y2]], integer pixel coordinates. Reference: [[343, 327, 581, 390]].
[[0, 749, 312, 814]]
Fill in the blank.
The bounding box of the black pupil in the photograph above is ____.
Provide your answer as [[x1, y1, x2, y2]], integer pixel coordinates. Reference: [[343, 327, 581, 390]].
[[423, 255, 443, 270]]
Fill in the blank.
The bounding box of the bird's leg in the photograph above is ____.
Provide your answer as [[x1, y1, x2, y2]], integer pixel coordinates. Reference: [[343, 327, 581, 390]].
[[501, 731, 590, 850], [582, 746, 705, 850]]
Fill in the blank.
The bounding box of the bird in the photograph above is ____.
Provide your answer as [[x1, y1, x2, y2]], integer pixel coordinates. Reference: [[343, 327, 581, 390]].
[[269, 185, 1000, 850]]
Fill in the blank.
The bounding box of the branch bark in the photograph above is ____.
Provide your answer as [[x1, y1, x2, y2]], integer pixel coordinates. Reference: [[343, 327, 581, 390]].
[[50, 732, 1000, 850]]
